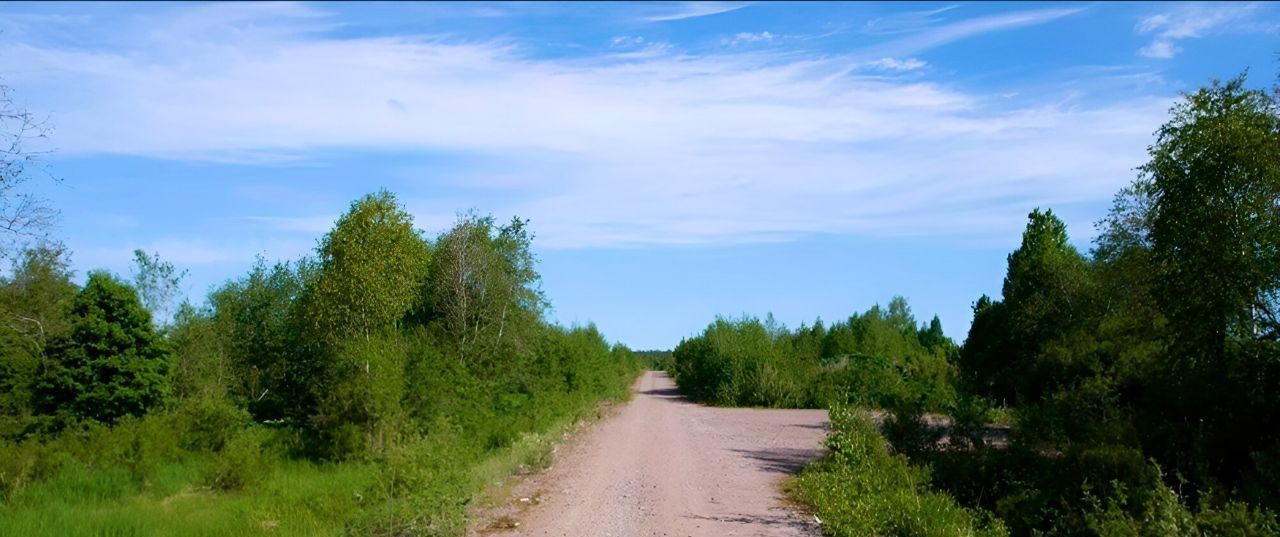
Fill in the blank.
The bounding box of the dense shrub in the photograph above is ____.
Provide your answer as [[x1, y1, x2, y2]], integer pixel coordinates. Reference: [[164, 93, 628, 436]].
[[672, 315, 811, 407], [173, 396, 251, 452], [793, 406, 1007, 537], [672, 299, 958, 411], [202, 427, 274, 491]]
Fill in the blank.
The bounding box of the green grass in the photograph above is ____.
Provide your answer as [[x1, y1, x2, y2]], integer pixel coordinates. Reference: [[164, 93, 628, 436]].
[[0, 459, 376, 536], [0, 373, 641, 537]]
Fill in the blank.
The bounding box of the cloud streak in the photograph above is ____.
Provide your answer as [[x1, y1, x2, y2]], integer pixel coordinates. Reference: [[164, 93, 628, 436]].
[[723, 31, 774, 46], [867, 57, 927, 72], [1136, 3, 1261, 59], [875, 7, 1083, 57], [2, 3, 1169, 250], [643, 2, 751, 22]]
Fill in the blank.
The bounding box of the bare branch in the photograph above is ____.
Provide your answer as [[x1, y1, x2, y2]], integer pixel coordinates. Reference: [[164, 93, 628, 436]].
[[0, 82, 58, 258]]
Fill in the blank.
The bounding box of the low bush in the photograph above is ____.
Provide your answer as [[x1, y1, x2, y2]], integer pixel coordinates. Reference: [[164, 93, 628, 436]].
[[202, 427, 274, 491], [174, 396, 252, 452], [793, 406, 1007, 537]]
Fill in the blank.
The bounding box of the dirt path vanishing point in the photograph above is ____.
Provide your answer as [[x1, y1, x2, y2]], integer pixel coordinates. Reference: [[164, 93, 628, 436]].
[[478, 371, 830, 537]]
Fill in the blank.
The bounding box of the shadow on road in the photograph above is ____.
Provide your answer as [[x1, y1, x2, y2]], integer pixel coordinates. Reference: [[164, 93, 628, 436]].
[[684, 513, 817, 531], [730, 447, 824, 475], [638, 387, 683, 398]]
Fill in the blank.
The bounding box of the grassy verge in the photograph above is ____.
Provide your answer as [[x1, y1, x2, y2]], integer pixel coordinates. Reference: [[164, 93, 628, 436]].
[[0, 458, 376, 536], [0, 371, 643, 536]]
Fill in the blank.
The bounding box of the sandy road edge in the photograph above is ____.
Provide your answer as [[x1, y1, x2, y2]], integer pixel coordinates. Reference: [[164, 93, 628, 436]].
[[464, 372, 649, 535]]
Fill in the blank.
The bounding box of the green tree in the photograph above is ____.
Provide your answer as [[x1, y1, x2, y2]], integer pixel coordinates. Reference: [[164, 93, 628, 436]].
[[167, 302, 229, 402], [209, 257, 311, 421], [304, 190, 430, 344], [301, 191, 430, 457], [0, 243, 77, 436], [425, 212, 545, 361], [1140, 73, 1280, 495], [961, 209, 1091, 405], [33, 271, 171, 427], [917, 315, 948, 352], [1146, 74, 1280, 359]]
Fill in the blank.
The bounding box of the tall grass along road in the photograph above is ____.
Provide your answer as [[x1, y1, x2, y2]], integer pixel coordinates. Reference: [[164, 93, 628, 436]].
[[480, 371, 829, 537]]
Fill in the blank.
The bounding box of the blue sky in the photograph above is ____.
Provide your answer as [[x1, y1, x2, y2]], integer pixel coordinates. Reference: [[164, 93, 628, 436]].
[[1, 1, 1277, 350]]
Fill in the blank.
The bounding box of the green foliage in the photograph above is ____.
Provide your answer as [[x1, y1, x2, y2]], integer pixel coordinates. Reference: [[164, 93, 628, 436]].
[[309, 334, 409, 459], [202, 427, 274, 492], [1135, 75, 1280, 497], [673, 299, 958, 412], [172, 396, 251, 452], [960, 209, 1091, 406], [0, 243, 77, 437], [167, 304, 230, 402], [793, 406, 1007, 537], [0, 187, 645, 534], [208, 257, 310, 421], [635, 349, 675, 371], [1145, 75, 1280, 355], [299, 191, 428, 457], [672, 315, 810, 407], [0, 456, 377, 537], [424, 212, 546, 362], [304, 190, 429, 344], [33, 271, 171, 428], [920, 73, 1280, 537]]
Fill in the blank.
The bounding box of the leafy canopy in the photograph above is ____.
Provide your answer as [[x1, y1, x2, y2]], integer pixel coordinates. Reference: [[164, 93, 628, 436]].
[[35, 271, 171, 426]]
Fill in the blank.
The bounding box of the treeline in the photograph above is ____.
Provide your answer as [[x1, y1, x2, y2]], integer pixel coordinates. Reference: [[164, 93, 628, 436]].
[[671, 299, 957, 411], [634, 349, 674, 371], [677, 74, 1280, 536], [0, 191, 643, 535]]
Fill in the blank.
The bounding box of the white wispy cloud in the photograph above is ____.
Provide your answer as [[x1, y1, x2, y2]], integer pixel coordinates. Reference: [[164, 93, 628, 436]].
[[876, 7, 1083, 56], [643, 2, 751, 22], [610, 35, 646, 48], [722, 31, 774, 46], [867, 57, 928, 72], [2, 3, 1170, 250], [864, 5, 962, 35], [1136, 3, 1261, 59]]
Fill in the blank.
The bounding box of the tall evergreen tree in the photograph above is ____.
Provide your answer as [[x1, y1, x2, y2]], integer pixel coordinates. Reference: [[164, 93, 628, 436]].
[[34, 271, 170, 426]]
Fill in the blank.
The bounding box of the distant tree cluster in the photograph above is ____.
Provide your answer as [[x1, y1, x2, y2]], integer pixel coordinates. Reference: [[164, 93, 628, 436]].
[[671, 298, 957, 410]]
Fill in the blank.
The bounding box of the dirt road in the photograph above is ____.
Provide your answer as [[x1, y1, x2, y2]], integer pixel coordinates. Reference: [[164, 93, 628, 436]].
[[482, 371, 829, 537]]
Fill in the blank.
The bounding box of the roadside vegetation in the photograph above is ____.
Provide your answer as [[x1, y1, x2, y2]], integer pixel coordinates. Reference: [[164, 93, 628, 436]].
[[675, 74, 1280, 536], [0, 94, 644, 536]]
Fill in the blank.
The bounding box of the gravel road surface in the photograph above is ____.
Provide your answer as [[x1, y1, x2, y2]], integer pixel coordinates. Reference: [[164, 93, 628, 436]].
[[481, 370, 829, 537]]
